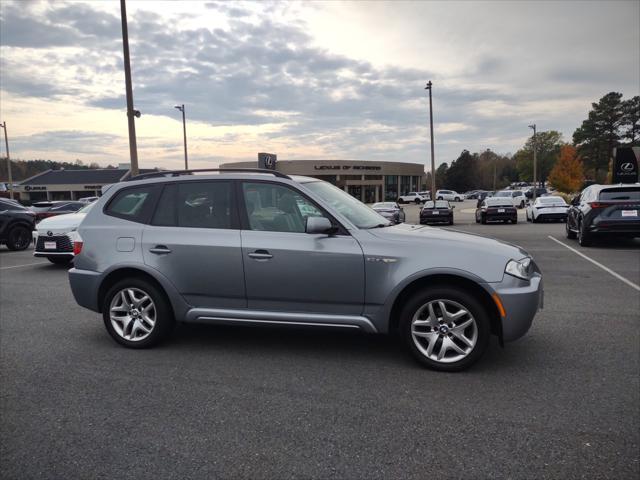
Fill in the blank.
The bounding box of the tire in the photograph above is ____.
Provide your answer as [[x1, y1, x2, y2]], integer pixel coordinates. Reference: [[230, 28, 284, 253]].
[[414, 199, 421, 204], [565, 220, 577, 239], [449, 219, 454, 226], [512, 217, 518, 224], [481, 215, 487, 225], [520, 201, 525, 209], [397, 198, 405, 204], [475, 215, 480, 224], [47, 256, 73, 265], [578, 220, 592, 247], [6, 225, 31, 251], [437, 197, 443, 201], [102, 278, 175, 349], [400, 286, 490, 371], [455, 197, 460, 202], [532, 215, 538, 223]]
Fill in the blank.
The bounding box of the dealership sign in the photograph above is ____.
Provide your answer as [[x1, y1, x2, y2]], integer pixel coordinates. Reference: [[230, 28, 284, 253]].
[[258, 152, 277, 170], [612, 147, 639, 184], [24, 185, 47, 191], [314, 165, 382, 171]]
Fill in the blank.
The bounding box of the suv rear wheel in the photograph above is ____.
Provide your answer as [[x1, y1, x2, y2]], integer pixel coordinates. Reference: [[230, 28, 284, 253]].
[[6, 225, 31, 251], [102, 278, 174, 348], [577, 219, 592, 247], [400, 287, 490, 371], [565, 220, 577, 239]]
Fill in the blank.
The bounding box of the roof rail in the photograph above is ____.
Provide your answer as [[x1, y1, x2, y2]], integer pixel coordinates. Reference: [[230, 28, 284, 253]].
[[125, 168, 290, 182]]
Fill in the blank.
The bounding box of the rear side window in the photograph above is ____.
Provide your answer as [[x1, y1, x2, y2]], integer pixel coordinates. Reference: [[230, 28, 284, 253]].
[[599, 187, 640, 201], [105, 185, 158, 223], [151, 181, 234, 229]]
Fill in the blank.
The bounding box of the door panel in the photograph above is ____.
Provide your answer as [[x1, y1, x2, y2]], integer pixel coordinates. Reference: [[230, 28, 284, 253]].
[[142, 226, 245, 309], [142, 180, 245, 309], [241, 230, 364, 314]]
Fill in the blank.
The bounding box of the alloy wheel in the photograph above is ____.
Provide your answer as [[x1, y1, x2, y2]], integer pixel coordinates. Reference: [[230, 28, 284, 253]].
[[109, 288, 156, 341], [410, 299, 478, 363]]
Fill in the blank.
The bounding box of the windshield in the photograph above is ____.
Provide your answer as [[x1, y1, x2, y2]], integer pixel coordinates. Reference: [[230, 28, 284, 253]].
[[372, 202, 396, 209], [537, 197, 566, 205], [78, 203, 95, 214], [494, 191, 511, 197], [304, 181, 389, 228]]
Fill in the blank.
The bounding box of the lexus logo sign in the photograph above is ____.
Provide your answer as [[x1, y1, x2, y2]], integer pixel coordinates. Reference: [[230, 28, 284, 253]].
[[620, 162, 634, 172], [258, 152, 277, 170], [612, 147, 639, 184]]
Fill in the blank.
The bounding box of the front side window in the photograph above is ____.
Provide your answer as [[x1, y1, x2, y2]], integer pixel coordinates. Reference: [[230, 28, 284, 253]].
[[242, 182, 326, 233], [304, 180, 389, 229], [106, 186, 157, 222]]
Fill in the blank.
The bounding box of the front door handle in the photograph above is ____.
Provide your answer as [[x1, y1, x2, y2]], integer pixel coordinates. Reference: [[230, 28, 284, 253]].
[[248, 249, 273, 260], [149, 245, 172, 255]]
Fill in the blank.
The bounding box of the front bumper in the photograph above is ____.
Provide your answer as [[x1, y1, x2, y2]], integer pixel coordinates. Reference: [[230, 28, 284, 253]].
[[33, 232, 75, 258], [490, 273, 543, 342]]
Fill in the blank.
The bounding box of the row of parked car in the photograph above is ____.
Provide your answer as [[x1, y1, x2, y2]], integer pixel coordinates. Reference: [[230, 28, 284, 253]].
[[0, 197, 98, 261]]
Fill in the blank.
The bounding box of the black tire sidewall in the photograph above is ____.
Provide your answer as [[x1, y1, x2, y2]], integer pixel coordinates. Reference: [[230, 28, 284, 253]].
[[102, 278, 174, 348], [7, 225, 30, 251], [399, 287, 491, 371]]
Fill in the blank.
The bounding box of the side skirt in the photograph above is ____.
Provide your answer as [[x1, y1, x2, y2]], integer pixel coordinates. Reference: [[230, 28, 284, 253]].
[[183, 308, 378, 333]]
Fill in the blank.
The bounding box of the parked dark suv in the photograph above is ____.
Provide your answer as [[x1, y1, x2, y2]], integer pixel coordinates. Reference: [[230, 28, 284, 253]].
[[566, 184, 640, 246], [0, 198, 36, 250]]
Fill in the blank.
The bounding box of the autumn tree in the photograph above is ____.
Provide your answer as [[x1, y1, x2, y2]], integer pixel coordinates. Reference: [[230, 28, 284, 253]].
[[548, 145, 584, 193]]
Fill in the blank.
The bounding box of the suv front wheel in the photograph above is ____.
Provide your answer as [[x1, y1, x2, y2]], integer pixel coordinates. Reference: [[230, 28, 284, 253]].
[[102, 278, 174, 348], [400, 287, 490, 371]]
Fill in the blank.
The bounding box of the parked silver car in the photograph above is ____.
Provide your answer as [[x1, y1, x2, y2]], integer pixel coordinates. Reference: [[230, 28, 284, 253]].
[[69, 169, 543, 371]]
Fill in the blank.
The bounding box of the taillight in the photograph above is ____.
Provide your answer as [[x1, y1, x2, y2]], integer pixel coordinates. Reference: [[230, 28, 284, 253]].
[[589, 202, 611, 209], [73, 241, 83, 256]]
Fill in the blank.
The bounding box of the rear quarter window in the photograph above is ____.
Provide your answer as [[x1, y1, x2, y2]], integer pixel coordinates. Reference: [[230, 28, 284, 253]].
[[105, 185, 159, 223]]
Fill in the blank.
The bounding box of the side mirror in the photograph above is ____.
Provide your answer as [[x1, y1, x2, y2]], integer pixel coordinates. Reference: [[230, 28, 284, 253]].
[[305, 216, 335, 235], [571, 196, 580, 206]]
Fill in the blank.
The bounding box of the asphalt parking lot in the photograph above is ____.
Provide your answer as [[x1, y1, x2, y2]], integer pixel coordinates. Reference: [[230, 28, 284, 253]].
[[1, 200, 639, 479]]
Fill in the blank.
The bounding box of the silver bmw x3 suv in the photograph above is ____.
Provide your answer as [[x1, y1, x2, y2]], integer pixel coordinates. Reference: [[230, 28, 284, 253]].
[[69, 169, 543, 371]]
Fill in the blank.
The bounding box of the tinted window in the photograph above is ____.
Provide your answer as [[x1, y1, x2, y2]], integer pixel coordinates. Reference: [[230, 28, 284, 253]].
[[180, 182, 233, 229], [50, 202, 84, 212], [243, 182, 326, 233], [0, 199, 25, 210], [106, 186, 156, 222], [599, 187, 640, 201]]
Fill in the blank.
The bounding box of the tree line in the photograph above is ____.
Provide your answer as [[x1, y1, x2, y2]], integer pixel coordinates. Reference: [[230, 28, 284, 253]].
[[432, 92, 639, 193]]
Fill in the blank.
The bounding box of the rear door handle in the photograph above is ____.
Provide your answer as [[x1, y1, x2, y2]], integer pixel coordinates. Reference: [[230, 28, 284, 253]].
[[149, 245, 172, 254], [248, 249, 273, 260]]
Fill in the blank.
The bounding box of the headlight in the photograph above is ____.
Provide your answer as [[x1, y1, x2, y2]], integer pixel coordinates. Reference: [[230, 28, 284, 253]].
[[505, 257, 532, 280]]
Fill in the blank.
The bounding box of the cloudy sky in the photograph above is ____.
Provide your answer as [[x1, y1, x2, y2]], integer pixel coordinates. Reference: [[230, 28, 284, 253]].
[[1, 0, 638, 171]]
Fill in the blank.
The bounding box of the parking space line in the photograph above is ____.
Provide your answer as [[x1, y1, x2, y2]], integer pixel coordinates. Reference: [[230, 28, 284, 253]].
[[0, 261, 48, 271], [547, 235, 640, 292]]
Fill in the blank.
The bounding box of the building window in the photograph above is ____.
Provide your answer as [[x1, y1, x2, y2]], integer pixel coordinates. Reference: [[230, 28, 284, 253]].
[[400, 176, 411, 195], [342, 175, 362, 180], [385, 175, 398, 201], [364, 175, 382, 180]]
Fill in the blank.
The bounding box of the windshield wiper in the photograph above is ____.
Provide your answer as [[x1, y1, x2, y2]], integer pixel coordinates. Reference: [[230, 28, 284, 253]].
[[368, 223, 391, 229]]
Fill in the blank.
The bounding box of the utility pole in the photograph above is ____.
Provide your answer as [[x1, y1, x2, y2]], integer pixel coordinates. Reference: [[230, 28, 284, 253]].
[[174, 104, 188, 169], [425, 81, 436, 201], [528, 124, 537, 201], [0, 122, 13, 200], [120, 0, 139, 176], [488, 148, 496, 191]]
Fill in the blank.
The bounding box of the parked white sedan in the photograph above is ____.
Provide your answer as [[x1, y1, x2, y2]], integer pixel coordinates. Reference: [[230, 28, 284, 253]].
[[526, 196, 569, 223]]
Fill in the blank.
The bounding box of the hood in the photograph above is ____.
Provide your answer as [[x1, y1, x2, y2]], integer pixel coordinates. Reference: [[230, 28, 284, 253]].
[[36, 212, 86, 232], [368, 223, 528, 260]]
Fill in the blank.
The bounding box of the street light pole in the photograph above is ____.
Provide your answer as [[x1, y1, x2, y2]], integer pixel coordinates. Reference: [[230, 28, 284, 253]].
[[174, 104, 188, 170], [528, 124, 537, 202], [487, 148, 496, 191], [120, 0, 139, 176], [0, 122, 14, 200], [425, 81, 436, 201]]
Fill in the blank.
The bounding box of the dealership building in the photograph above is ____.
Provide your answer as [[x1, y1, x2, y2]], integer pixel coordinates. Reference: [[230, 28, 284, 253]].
[[222, 159, 426, 203], [15, 165, 152, 202]]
